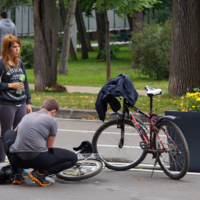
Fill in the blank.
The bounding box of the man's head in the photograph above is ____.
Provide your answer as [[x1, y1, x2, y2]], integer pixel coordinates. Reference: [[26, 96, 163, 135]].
[[0, 11, 8, 19], [41, 98, 59, 117]]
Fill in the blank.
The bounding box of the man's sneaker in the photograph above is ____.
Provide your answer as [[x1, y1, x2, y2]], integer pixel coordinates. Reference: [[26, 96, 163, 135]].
[[28, 170, 50, 186], [22, 169, 29, 175], [12, 173, 25, 185]]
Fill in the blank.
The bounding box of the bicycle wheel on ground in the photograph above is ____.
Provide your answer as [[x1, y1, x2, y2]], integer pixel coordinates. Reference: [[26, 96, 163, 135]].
[[154, 120, 190, 180], [56, 159, 103, 181], [92, 119, 148, 171]]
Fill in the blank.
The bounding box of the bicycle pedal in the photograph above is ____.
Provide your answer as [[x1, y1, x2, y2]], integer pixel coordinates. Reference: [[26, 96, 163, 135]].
[[140, 141, 148, 150]]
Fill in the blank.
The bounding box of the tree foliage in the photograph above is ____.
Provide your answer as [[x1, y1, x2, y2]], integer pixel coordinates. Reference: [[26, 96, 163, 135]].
[[94, 0, 159, 16], [0, 0, 31, 10], [80, 0, 94, 17], [56, 0, 94, 17], [152, 0, 172, 23], [154, 0, 172, 9]]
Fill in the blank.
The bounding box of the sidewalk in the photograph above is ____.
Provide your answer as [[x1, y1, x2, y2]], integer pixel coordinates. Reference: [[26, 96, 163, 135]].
[[29, 84, 147, 96]]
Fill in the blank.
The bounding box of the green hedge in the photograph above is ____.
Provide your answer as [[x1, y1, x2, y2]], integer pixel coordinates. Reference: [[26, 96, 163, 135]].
[[20, 40, 34, 69], [131, 20, 172, 79]]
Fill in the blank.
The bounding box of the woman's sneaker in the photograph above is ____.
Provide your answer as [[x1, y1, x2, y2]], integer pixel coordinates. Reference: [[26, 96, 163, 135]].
[[28, 170, 50, 186], [12, 173, 25, 185]]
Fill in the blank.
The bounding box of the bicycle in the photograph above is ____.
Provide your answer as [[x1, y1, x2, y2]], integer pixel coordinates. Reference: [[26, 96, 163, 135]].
[[56, 140, 103, 181], [92, 86, 190, 180]]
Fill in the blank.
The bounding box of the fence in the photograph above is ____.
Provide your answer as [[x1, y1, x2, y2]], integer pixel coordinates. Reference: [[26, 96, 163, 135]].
[[7, 6, 131, 36], [82, 10, 130, 32], [6, 6, 171, 50], [6, 6, 77, 51], [6, 6, 131, 51]]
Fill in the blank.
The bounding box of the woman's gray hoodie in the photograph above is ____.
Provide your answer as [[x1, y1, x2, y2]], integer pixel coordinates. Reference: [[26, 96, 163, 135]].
[[0, 19, 17, 52]]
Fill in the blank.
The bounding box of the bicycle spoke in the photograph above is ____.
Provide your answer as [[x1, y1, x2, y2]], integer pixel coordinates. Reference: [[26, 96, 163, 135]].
[[92, 119, 147, 170], [57, 160, 102, 181]]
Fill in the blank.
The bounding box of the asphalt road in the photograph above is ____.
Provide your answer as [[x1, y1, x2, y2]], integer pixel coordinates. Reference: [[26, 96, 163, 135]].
[[0, 118, 199, 200]]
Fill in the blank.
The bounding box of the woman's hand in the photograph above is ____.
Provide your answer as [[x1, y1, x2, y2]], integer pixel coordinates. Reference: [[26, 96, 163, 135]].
[[27, 104, 32, 114], [8, 82, 24, 91]]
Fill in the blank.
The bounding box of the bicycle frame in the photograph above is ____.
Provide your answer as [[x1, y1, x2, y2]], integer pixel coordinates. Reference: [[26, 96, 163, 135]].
[[121, 98, 179, 154]]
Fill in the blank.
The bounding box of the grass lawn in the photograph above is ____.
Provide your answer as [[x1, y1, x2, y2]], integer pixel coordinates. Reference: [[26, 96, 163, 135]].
[[24, 44, 182, 114], [26, 45, 169, 92], [30, 89, 183, 114]]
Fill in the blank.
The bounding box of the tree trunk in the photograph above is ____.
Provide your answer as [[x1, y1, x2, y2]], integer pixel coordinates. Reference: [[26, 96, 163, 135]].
[[59, 0, 77, 61], [128, 11, 143, 37], [33, 0, 58, 91], [127, 14, 132, 31], [104, 2, 110, 82], [75, 1, 93, 52], [169, 0, 200, 96], [93, 0, 106, 59], [130, 10, 143, 68], [132, 11, 143, 33], [69, 40, 77, 61], [59, 0, 66, 23], [75, 1, 88, 59], [58, 0, 77, 74]]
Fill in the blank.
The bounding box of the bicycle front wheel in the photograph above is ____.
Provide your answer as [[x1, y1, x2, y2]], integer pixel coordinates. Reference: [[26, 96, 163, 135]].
[[56, 159, 103, 181], [154, 120, 190, 180], [92, 119, 148, 171]]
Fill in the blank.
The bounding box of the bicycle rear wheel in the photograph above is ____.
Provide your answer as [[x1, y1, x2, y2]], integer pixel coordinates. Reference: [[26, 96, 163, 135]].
[[56, 159, 103, 181], [154, 120, 190, 180], [92, 119, 148, 171]]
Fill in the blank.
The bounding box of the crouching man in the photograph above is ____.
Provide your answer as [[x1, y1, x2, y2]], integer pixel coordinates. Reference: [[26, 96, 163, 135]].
[[3, 98, 77, 186]]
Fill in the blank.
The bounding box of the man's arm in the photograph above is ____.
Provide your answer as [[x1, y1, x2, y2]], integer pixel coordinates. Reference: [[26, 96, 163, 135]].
[[13, 24, 17, 36], [46, 136, 55, 148]]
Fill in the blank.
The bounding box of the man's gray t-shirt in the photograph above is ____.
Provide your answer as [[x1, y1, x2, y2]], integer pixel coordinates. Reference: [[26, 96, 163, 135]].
[[9, 109, 58, 153]]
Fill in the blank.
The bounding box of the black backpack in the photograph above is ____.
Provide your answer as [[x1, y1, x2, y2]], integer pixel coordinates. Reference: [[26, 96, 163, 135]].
[[0, 164, 13, 183]]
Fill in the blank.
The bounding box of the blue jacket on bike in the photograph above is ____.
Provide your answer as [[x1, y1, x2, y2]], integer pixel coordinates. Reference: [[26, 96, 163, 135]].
[[95, 74, 138, 121]]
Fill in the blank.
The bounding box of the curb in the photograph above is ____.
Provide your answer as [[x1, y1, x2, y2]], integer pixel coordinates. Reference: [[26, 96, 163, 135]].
[[31, 106, 163, 122]]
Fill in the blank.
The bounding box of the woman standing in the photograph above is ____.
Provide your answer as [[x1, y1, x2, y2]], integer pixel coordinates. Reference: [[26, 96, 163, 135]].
[[0, 34, 32, 162]]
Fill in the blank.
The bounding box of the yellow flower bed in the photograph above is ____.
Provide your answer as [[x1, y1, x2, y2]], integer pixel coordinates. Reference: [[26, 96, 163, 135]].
[[180, 91, 200, 111]]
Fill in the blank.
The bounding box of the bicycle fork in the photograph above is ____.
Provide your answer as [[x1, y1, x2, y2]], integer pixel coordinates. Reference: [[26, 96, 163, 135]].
[[118, 124, 124, 148]]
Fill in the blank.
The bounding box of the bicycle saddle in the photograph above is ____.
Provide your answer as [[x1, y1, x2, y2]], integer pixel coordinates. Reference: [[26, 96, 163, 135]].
[[73, 140, 93, 155], [145, 85, 162, 97]]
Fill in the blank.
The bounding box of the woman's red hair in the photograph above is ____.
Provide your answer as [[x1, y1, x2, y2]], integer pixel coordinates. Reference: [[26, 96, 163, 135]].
[[0, 34, 21, 71]]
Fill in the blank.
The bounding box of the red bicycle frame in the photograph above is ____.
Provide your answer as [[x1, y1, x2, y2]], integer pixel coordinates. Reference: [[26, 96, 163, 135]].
[[123, 98, 179, 154]]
